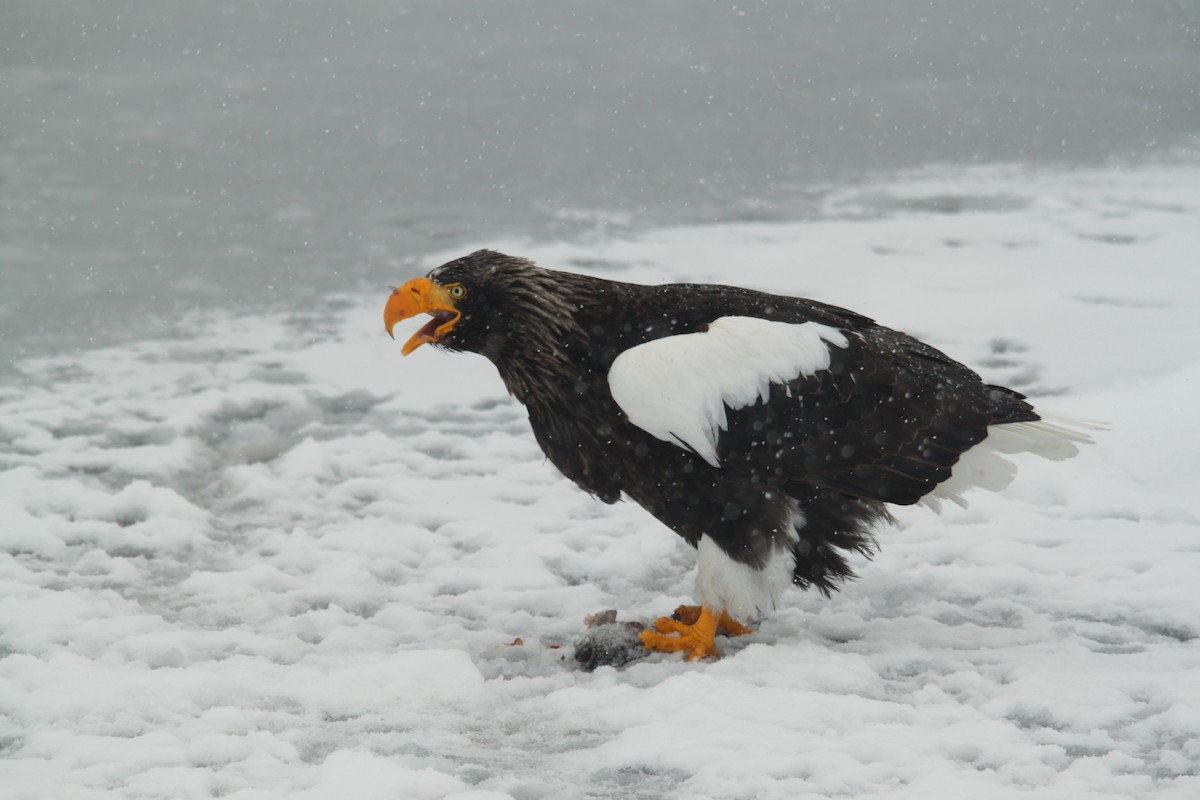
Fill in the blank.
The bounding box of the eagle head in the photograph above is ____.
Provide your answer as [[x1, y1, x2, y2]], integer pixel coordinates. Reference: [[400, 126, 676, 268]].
[[384, 250, 536, 356]]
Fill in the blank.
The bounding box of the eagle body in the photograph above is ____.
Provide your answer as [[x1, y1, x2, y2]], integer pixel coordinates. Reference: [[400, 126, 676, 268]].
[[385, 250, 1090, 658]]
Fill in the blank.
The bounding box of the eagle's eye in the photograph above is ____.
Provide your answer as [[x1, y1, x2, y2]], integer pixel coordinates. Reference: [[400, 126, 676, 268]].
[[448, 284, 466, 299]]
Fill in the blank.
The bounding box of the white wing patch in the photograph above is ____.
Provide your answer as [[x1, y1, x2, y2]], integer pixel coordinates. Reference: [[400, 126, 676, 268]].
[[608, 316, 849, 466]]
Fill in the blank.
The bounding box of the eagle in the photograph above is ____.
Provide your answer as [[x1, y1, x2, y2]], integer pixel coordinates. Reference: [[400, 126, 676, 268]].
[[384, 249, 1092, 660]]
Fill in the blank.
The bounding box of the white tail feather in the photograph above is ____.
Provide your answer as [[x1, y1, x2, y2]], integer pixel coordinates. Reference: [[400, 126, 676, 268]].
[[919, 414, 1102, 512]]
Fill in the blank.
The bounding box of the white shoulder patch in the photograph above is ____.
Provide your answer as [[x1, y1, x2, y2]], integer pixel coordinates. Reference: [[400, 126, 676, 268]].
[[607, 316, 849, 466]]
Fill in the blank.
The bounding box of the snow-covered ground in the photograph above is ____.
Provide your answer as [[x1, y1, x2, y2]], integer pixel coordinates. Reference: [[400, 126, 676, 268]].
[[2, 163, 1199, 799]]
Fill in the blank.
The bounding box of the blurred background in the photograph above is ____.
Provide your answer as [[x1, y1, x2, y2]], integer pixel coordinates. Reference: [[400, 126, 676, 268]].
[[2, 0, 1198, 375]]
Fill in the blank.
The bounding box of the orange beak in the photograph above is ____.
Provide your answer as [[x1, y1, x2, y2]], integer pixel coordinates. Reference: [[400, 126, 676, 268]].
[[384, 278, 462, 355]]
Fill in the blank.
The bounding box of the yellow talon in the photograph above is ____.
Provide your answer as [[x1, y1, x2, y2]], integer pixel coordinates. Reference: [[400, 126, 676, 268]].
[[640, 606, 753, 661], [652, 616, 691, 635], [671, 605, 754, 637], [716, 612, 753, 638]]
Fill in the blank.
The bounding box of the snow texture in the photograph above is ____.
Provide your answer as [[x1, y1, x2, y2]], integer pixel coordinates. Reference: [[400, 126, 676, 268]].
[[3, 164, 1200, 799], [608, 317, 848, 466]]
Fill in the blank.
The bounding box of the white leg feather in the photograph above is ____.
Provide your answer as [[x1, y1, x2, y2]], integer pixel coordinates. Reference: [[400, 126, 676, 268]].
[[695, 535, 795, 620]]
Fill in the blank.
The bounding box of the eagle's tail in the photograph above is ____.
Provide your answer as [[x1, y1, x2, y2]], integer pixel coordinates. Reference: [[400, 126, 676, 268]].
[[920, 412, 1105, 511]]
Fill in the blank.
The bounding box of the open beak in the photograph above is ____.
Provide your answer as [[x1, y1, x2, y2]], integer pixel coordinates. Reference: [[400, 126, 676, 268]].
[[384, 278, 462, 355]]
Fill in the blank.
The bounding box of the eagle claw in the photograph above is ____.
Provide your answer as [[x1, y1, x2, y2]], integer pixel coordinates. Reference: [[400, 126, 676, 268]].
[[641, 605, 750, 661], [671, 604, 754, 636]]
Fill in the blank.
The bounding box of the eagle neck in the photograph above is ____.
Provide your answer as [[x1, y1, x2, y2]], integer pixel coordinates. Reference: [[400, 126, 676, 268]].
[[493, 340, 579, 407], [479, 268, 617, 408]]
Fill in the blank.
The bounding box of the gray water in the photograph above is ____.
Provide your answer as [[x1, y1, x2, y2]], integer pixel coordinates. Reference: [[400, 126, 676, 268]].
[[2, 0, 1198, 375]]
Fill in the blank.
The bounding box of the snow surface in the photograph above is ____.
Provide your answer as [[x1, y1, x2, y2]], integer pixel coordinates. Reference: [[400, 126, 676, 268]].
[[2, 163, 1200, 799]]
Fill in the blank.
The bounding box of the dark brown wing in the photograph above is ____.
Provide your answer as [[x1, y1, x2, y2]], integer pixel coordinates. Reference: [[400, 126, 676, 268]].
[[715, 325, 1038, 505]]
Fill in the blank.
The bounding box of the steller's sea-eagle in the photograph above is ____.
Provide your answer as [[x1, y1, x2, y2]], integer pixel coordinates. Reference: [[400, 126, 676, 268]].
[[384, 250, 1092, 660]]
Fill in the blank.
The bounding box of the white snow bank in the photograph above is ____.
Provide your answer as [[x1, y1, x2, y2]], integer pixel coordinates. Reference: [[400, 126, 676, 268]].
[[2, 163, 1199, 799]]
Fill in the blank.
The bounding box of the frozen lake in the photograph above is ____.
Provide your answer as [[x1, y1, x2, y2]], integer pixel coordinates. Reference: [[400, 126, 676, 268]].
[[2, 0, 1198, 372], [4, 163, 1200, 798]]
